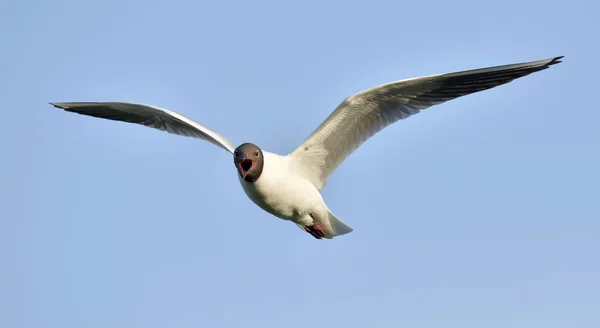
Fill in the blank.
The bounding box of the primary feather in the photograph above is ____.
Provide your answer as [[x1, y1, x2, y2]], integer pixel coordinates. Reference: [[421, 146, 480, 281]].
[[50, 102, 236, 153], [290, 56, 563, 190]]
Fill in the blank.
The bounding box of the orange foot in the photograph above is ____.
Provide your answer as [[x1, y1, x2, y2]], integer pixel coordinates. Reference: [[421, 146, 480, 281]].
[[304, 222, 326, 239]]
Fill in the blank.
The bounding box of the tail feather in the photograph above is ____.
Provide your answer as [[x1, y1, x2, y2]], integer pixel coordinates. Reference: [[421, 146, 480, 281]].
[[293, 211, 353, 238], [327, 211, 353, 237]]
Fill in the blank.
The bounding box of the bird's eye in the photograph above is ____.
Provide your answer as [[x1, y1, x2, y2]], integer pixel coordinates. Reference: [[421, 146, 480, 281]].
[[255, 150, 260, 157], [234, 150, 239, 157]]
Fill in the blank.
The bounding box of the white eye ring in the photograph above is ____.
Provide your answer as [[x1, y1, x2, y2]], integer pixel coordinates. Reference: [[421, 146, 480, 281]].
[[255, 150, 260, 157]]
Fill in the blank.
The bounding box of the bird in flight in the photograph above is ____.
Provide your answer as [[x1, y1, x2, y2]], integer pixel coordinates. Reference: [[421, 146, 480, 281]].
[[51, 56, 563, 240]]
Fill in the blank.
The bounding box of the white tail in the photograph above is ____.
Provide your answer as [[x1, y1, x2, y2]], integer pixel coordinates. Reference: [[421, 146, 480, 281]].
[[327, 211, 353, 236], [293, 211, 354, 238]]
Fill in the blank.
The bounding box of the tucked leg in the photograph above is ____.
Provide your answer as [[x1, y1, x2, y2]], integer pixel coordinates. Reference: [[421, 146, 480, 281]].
[[304, 222, 326, 239]]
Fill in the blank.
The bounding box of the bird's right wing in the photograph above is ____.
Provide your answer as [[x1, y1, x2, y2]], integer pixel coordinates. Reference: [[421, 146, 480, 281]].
[[50, 102, 237, 153], [289, 56, 563, 190]]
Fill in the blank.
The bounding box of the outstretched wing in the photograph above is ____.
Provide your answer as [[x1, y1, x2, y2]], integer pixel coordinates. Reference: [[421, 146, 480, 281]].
[[289, 56, 563, 190], [51, 102, 237, 153]]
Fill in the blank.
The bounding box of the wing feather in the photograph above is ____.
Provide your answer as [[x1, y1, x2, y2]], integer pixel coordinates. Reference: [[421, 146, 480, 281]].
[[290, 56, 563, 189], [50, 102, 236, 153]]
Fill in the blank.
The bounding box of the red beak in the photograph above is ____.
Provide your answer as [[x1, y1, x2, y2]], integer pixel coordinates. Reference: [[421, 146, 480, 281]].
[[239, 158, 253, 177]]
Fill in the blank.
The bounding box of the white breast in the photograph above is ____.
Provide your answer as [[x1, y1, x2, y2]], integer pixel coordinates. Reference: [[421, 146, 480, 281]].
[[239, 151, 325, 221]]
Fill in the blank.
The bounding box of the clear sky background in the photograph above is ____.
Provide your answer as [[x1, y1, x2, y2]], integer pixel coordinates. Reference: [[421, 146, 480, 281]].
[[1, 0, 598, 327]]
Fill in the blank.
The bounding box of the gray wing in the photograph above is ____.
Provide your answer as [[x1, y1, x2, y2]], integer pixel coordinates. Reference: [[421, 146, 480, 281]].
[[50, 102, 237, 153], [289, 56, 563, 190]]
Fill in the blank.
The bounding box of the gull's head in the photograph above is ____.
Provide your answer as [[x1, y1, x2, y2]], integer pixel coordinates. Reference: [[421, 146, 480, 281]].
[[233, 142, 264, 183]]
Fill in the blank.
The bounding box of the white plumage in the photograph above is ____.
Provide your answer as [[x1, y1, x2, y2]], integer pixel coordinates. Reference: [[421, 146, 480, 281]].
[[50, 56, 563, 239]]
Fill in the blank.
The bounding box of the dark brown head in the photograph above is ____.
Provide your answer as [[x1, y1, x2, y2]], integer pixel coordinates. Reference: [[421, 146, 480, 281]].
[[233, 142, 264, 183]]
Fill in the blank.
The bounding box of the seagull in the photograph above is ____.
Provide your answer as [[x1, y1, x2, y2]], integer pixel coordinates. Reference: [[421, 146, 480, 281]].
[[50, 56, 563, 240]]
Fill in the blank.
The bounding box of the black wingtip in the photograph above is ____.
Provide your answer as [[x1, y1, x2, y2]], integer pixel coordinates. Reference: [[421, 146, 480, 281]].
[[49, 102, 69, 110], [548, 56, 564, 66]]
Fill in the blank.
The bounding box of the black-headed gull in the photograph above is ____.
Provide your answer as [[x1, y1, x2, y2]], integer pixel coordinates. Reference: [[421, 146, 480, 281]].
[[50, 56, 563, 239]]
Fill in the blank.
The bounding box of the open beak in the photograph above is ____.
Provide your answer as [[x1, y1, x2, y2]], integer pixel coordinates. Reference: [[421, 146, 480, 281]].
[[238, 158, 253, 178]]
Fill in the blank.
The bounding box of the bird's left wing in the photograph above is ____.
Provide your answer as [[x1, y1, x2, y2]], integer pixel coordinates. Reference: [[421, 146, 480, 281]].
[[289, 56, 563, 190], [50, 102, 237, 153]]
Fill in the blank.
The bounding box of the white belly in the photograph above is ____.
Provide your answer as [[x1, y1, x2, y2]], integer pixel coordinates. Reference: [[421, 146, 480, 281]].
[[238, 152, 326, 223]]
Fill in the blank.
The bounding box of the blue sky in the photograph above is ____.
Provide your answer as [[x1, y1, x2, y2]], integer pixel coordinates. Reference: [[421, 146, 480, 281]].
[[1, 0, 598, 327]]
